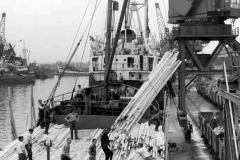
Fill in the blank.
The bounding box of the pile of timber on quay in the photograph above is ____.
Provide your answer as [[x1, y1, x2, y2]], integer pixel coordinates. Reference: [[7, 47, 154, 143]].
[[0, 125, 102, 160], [0, 123, 164, 160]]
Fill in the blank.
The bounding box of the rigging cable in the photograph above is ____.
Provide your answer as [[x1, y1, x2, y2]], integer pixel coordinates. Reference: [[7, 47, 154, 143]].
[[64, 0, 92, 67], [46, 0, 101, 104], [99, 8, 107, 86], [73, 0, 102, 89]]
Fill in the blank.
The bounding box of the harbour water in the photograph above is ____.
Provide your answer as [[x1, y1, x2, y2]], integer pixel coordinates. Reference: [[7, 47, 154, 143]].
[[0, 75, 89, 148]]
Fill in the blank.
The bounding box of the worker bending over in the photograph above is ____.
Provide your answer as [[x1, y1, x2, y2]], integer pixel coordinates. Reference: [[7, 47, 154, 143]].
[[149, 110, 163, 131]]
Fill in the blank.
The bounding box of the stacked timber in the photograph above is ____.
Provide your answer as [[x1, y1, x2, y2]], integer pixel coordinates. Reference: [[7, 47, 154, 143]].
[[104, 50, 181, 159], [110, 50, 180, 134], [83, 122, 164, 160], [110, 50, 180, 130], [0, 124, 164, 160], [0, 125, 101, 160]]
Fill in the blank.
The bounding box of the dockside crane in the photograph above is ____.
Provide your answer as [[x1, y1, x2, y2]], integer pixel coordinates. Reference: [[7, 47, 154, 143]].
[[155, 3, 175, 54], [0, 13, 9, 51], [0, 13, 10, 65], [155, 3, 168, 42], [169, 0, 240, 159]]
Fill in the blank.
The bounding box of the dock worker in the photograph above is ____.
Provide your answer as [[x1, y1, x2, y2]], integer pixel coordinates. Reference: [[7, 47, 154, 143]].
[[184, 121, 193, 143], [37, 100, 45, 129], [88, 138, 97, 160], [101, 129, 113, 160], [65, 110, 80, 139], [44, 105, 51, 135], [209, 112, 220, 130], [77, 85, 83, 94], [119, 73, 124, 82], [61, 138, 72, 160], [134, 142, 153, 160], [76, 85, 84, 100], [149, 110, 163, 131], [24, 129, 34, 160], [16, 136, 26, 160]]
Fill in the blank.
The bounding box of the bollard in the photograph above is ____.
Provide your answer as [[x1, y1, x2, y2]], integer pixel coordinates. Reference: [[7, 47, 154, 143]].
[[44, 138, 52, 160]]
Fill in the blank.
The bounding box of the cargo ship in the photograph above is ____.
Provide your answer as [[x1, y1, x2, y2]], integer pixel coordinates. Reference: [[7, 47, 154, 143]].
[[0, 13, 35, 83], [55, 66, 89, 76]]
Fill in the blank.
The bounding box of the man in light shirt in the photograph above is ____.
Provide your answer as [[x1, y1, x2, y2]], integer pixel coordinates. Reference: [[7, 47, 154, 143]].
[[135, 142, 152, 160], [25, 129, 34, 160], [65, 110, 80, 139], [61, 138, 72, 160], [77, 85, 83, 94], [16, 136, 26, 160]]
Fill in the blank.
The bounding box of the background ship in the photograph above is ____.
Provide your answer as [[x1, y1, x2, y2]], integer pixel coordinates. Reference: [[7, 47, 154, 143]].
[[0, 13, 35, 83], [55, 66, 89, 76], [45, 0, 176, 129]]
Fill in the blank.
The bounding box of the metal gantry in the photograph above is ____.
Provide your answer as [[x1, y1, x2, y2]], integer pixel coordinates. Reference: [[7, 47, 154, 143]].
[[169, 0, 240, 159]]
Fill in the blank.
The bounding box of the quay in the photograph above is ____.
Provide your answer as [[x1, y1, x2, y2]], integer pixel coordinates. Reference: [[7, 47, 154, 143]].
[[168, 90, 220, 160]]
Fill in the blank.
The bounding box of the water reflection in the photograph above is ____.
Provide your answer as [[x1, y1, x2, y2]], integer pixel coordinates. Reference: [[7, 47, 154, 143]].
[[0, 75, 88, 148]]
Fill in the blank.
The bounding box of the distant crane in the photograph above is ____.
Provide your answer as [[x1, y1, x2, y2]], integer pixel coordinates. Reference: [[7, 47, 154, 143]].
[[0, 13, 9, 51], [155, 3, 173, 54], [155, 3, 168, 42]]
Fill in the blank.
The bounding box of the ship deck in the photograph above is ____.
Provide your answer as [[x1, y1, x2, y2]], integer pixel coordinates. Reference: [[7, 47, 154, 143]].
[[168, 91, 219, 160], [0, 124, 164, 160]]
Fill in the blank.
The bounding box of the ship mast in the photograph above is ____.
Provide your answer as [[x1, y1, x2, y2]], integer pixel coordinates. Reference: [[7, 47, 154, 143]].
[[104, 0, 113, 101], [144, 0, 149, 38], [104, 0, 129, 101]]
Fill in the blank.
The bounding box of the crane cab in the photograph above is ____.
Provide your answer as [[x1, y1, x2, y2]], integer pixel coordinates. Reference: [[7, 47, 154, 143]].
[[169, 0, 240, 24]]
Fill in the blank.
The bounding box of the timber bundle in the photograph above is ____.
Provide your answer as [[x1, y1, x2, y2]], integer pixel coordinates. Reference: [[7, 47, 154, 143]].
[[110, 50, 181, 133], [105, 50, 181, 159], [93, 122, 165, 160]]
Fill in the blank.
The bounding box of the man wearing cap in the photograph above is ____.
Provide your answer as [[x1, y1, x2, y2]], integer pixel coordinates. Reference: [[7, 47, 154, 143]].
[[25, 129, 34, 160], [16, 136, 26, 160], [65, 110, 80, 139], [101, 129, 113, 160]]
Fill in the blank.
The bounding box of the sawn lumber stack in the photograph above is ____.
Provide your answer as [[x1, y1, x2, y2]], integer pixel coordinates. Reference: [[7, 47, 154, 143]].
[[111, 50, 181, 133]]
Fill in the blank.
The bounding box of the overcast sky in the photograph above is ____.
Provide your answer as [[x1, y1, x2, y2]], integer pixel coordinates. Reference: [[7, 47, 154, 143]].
[[1, 0, 239, 63], [0, 0, 169, 63]]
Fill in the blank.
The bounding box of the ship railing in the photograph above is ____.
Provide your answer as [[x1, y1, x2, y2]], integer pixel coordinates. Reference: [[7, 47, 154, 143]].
[[43, 91, 79, 105], [93, 63, 154, 71], [52, 100, 153, 118]]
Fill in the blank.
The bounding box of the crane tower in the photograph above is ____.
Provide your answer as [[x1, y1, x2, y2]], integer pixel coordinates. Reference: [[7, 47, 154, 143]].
[[0, 13, 8, 51], [155, 3, 167, 42]]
